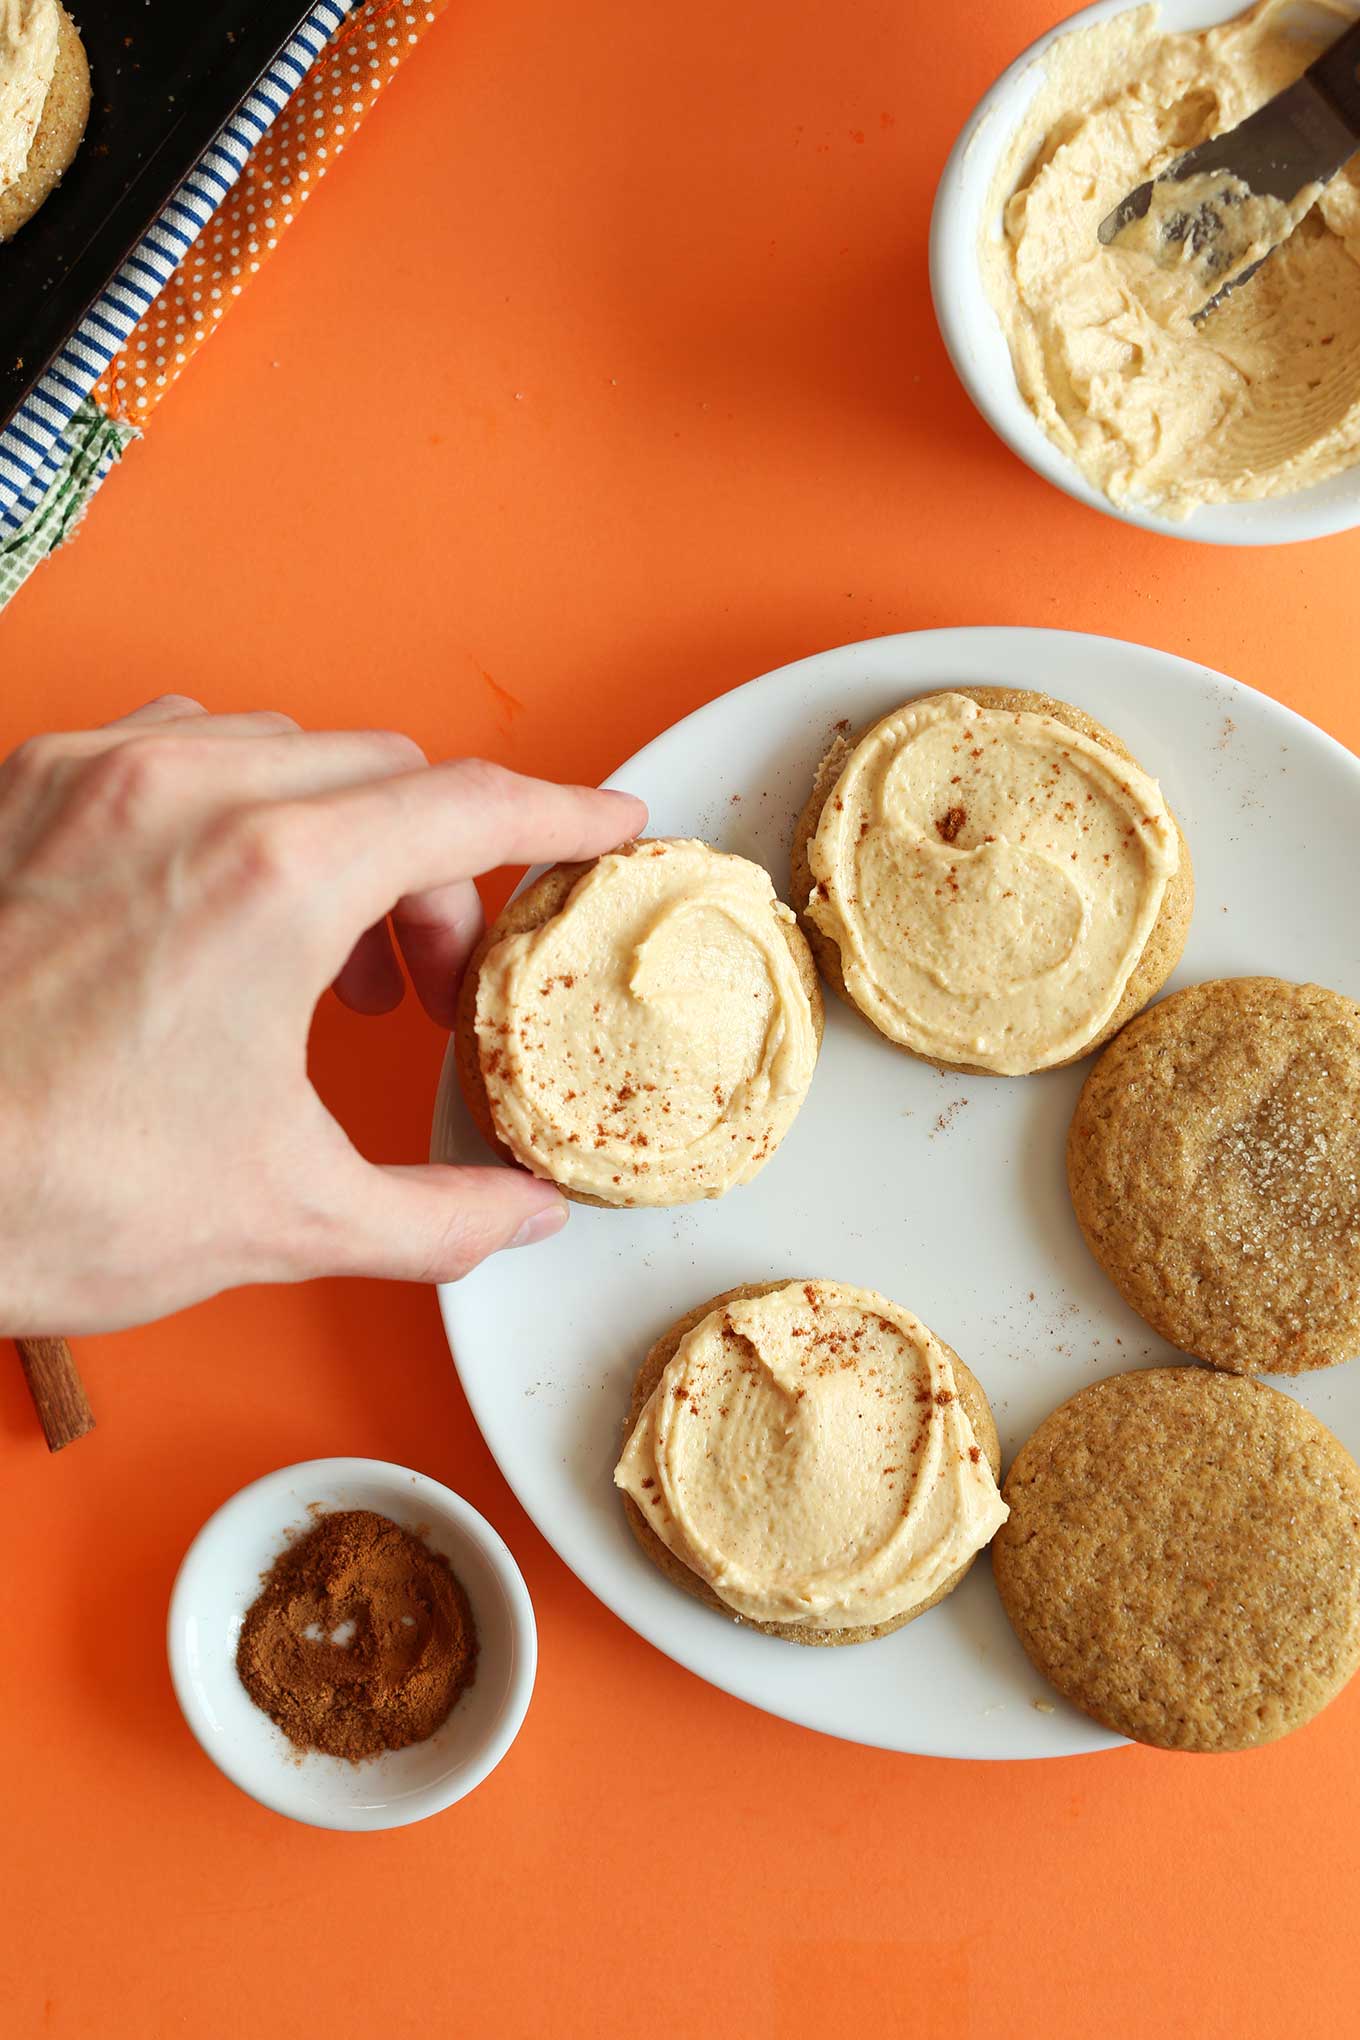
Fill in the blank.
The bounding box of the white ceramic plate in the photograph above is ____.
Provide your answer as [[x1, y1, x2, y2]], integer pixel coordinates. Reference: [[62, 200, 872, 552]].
[[433, 627, 1360, 1759]]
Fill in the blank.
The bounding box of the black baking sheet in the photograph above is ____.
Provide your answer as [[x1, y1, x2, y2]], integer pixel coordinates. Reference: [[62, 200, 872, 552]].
[[1, 2, 324, 436]]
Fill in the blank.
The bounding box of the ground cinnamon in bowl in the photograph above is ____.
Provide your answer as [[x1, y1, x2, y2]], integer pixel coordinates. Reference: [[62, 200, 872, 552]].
[[235, 1509, 478, 1761]]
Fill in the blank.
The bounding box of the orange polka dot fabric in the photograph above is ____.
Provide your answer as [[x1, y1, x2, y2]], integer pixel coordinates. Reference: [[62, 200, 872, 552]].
[[93, 1, 450, 429]]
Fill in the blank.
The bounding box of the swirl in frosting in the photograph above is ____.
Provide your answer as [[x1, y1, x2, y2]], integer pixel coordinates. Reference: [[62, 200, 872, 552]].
[[615, 1280, 1007, 1631], [806, 692, 1179, 1073], [475, 840, 819, 1205]]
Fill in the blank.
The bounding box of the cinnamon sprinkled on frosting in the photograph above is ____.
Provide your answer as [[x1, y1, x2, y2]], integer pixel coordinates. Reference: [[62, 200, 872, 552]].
[[615, 1281, 1007, 1630], [806, 693, 1178, 1073], [474, 841, 818, 1205]]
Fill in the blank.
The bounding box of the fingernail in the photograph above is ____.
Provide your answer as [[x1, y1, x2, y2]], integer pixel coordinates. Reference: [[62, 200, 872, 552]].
[[509, 1200, 569, 1250]]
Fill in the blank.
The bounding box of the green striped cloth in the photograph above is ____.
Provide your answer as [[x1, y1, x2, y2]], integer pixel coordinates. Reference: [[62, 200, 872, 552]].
[[0, 402, 135, 610]]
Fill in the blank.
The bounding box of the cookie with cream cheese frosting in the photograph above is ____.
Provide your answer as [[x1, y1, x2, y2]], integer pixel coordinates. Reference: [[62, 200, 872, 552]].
[[455, 838, 823, 1209], [791, 686, 1192, 1076], [0, 6, 90, 243], [615, 1279, 1004, 1645]]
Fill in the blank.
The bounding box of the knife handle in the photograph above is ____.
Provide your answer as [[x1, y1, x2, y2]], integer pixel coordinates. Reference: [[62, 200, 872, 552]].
[[1309, 18, 1360, 132]]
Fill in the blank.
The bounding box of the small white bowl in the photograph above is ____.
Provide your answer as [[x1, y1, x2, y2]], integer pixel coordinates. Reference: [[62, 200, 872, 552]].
[[929, 0, 1360, 546], [168, 1458, 536, 1832]]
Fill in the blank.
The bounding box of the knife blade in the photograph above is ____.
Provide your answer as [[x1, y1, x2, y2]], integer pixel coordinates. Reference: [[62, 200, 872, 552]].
[[1097, 16, 1360, 316]]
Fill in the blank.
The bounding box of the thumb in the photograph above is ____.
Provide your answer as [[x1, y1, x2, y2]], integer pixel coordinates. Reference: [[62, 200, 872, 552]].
[[324, 1162, 568, 1283]]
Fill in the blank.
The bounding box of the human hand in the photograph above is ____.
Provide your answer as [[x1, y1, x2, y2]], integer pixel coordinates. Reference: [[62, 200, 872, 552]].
[[0, 698, 646, 1334]]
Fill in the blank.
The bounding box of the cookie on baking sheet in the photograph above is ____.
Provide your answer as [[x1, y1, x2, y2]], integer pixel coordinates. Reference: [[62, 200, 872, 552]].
[[992, 1367, 1360, 1751], [1068, 977, 1360, 1375], [455, 837, 823, 1210], [0, 7, 91, 243], [614, 1279, 1006, 1647], [790, 685, 1193, 1076]]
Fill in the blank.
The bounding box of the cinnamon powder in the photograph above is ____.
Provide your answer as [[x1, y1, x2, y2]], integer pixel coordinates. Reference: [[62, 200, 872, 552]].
[[235, 1510, 478, 1761]]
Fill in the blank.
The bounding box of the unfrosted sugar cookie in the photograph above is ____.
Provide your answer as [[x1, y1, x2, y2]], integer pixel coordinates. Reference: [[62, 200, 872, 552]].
[[791, 686, 1192, 1075], [993, 1367, 1360, 1751], [614, 1279, 1006, 1645], [1068, 977, 1360, 1374]]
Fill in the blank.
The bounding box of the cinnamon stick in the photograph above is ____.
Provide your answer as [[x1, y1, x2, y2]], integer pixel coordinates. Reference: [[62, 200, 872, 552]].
[[15, 1338, 95, 1452]]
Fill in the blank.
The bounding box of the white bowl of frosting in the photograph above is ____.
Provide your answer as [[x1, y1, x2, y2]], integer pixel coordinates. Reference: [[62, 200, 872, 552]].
[[930, 0, 1360, 544]]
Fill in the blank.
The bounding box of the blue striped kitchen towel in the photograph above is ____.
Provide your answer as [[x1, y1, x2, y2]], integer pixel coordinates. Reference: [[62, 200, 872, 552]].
[[0, 0, 356, 607]]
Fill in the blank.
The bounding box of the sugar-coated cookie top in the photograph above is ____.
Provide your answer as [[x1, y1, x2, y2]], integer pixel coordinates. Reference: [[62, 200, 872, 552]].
[[474, 840, 818, 1206], [615, 1280, 1007, 1631], [1069, 976, 1360, 1373], [806, 692, 1178, 1074]]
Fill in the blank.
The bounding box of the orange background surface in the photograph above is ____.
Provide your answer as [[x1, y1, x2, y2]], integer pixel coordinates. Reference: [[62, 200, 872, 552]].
[[3, 2, 1359, 2035]]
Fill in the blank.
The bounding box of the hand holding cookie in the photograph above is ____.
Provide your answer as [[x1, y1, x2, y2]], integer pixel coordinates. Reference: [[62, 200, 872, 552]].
[[0, 695, 645, 1334]]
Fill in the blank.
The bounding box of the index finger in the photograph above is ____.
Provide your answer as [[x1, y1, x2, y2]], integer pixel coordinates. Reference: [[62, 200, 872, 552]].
[[306, 757, 646, 929]]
